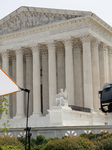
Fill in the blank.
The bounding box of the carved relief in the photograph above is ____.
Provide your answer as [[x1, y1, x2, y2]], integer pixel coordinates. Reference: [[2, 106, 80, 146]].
[[0, 11, 80, 35]]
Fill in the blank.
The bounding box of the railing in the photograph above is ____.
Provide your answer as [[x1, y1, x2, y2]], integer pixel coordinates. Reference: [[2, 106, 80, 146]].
[[69, 105, 91, 113]]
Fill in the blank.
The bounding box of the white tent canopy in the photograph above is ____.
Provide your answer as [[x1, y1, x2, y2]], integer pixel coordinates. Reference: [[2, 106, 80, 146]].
[[0, 67, 20, 96]]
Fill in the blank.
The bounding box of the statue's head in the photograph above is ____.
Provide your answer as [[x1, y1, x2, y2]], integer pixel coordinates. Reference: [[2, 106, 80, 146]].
[[60, 89, 63, 92]]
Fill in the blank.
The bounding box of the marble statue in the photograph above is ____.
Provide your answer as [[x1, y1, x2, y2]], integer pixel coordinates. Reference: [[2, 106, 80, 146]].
[[56, 89, 68, 106]]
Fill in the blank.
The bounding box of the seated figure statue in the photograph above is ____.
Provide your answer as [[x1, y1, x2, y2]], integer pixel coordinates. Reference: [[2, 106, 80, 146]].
[[56, 89, 68, 106]]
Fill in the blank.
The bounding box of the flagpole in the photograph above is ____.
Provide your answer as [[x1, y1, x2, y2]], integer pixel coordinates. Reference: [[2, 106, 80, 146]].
[[19, 87, 31, 150]]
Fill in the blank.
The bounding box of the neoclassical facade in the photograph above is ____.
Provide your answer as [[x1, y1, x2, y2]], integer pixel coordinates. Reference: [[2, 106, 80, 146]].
[[0, 6, 112, 123]]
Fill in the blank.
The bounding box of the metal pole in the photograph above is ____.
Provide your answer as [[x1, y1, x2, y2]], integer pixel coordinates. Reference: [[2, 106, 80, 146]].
[[19, 87, 31, 150]]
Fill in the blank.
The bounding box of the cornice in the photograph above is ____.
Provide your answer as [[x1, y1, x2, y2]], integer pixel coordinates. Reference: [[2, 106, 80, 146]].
[[88, 18, 112, 38], [0, 16, 91, 41], [0, 16, 112, 45], [91, 14, 112, 32]]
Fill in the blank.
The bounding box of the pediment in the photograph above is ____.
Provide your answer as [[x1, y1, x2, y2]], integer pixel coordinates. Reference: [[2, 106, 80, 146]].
[[0, 6, 92, 35]]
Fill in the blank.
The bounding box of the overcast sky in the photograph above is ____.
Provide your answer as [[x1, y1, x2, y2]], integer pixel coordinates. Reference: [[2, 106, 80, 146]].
[[0, 0, 112, 26]]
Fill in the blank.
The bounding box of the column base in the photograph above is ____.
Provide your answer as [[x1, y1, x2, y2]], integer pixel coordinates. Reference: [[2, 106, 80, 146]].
[[1, 113, 11, 119], [30, 112, 42, 118], [14, 114, 25, 119]]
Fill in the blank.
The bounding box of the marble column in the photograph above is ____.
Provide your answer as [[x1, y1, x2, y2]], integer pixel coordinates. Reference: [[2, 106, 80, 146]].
[[11, 55, 16, 117], [31, 45, 41, 116], [2, 51, 10, 118], [57, 46, 65, 93], [42, 48, 49, 115], [25, 51, 33, 117], [105, 45, 109, 82], [64, 38, 74, 105], [15, 48, 25, 118], [91, 39, 100, 111], [73, 40, 83, 107], [99, 43, 109, 89], [9, 60, 12, 117], [81, 35, 93, 109], [109, 47, 112, 82], [47, 42, 56, 108]]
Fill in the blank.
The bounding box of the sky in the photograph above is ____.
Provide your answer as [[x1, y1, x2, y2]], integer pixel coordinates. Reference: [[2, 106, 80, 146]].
[[0, 0, 112, 26]]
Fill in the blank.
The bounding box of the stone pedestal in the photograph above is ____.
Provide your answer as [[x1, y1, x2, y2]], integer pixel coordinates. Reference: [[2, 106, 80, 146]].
[[48, 106, 72, 125]]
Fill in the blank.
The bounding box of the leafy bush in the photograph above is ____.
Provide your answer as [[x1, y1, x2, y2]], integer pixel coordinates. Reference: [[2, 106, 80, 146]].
[[2, 145, 20, 150], [36, 135, 47, 145], [42, 137, 96, 150], [0, 136, 24, 150], [16, 132, 112, 150], [17, 135, 48, 150], [93, 137, 112, 150], [80, 131, 112, 150]]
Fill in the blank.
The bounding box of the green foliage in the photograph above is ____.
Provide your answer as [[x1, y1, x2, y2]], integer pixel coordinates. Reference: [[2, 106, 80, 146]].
[[36, 135, 47, 145], [17, 135, 48, 150], [80, 131, 112, 150], [0, 96, 10, 135], [62, 136, 68, 139], [17, 131, 112, 150], [2, 145, 21, 150], [42, 137, 96, 150], [0, 136, 25, 150], [80, 130, 112, 141]]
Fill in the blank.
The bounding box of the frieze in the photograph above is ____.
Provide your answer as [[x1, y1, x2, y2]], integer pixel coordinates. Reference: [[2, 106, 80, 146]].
[[50, 20, 90, 35], [0, 17, 112, 48], [0, 11, 81, 35]]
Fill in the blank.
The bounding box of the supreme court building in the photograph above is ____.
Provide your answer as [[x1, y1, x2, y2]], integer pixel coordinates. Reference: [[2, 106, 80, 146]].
[[0, 6, 112, 137]]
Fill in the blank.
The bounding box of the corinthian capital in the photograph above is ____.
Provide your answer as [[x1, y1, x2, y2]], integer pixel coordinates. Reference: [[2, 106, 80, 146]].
[[92, 37, 100, 45], [41, 45, 48, 55], [108, 47, 112, 56], [62, 37, 72, 45], [81, 34, 92, 43], [15, 47, 23, 55], [30, 44, 40, 52], [9, 51, 16, 61], [103, 43, 108, 51], [73, 39, 82, 49], [1, 50, 9, 57], [46, 40, 55, 50]]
